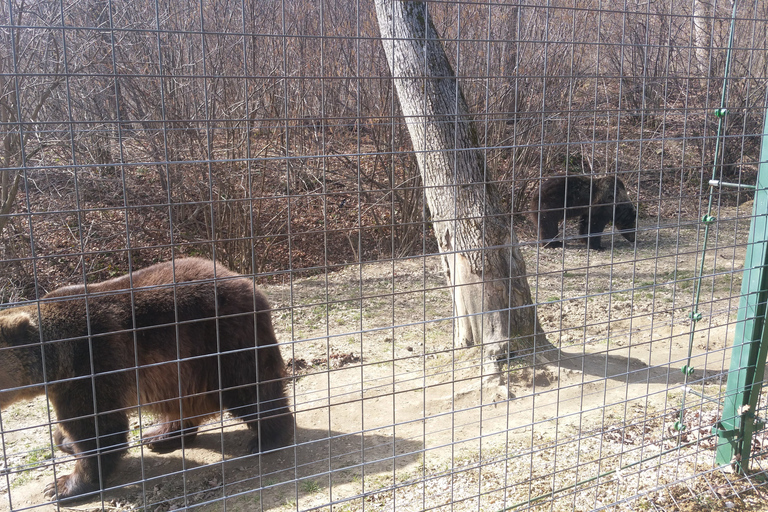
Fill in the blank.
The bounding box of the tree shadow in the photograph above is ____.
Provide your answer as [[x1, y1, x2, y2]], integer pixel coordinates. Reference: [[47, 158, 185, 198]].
[[552, 347, 722, 386]]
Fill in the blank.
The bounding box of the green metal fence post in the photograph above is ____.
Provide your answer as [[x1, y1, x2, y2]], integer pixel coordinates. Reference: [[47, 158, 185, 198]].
[[715, 107, 768, 471]]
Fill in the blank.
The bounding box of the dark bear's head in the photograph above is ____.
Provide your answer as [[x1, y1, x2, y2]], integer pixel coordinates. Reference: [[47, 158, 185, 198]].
[[0, 309, 43, 407]]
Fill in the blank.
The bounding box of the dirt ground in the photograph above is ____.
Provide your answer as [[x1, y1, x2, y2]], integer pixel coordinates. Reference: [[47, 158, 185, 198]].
[[2, 204, 766, 512]]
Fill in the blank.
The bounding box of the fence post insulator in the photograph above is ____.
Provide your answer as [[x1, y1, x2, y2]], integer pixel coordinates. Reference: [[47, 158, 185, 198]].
[[702, 214, 716, 224], [715, 108, 728, 117], [681, 365, 695, 376]]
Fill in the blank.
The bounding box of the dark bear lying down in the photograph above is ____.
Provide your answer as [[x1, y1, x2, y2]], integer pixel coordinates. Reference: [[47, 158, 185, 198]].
[[530, 174, 637, 250], [0, 258, 293, 500]]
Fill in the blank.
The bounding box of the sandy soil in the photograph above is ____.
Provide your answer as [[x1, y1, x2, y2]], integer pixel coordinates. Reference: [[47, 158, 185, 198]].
[[1, 205, 764, 512]]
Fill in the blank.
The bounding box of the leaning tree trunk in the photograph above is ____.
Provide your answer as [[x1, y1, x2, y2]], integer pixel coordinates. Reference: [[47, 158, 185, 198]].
[[374, 0, 553, 366]]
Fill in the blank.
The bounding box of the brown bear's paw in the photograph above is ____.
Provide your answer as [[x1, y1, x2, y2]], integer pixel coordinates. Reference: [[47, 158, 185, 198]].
[[43, 472, 99, 501], [53, 428, 76, 455], [246, 415, 295, 453], [246, 432, 293, 454], [144, 421, 199, 453]]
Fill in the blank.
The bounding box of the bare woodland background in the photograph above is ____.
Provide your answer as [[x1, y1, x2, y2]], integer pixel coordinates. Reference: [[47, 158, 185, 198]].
[[3, 1, 768, 511], [2, 0, 765, 302]]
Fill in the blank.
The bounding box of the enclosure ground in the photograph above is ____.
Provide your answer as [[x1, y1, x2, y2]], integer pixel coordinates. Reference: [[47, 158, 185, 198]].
[[2, 207, 767, 512]]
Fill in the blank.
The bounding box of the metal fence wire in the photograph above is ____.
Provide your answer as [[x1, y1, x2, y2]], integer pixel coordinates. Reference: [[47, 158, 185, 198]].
[[1, 0, 768, 511]]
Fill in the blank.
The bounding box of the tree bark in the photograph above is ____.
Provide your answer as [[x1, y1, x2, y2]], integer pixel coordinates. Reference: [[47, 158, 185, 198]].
[[692, 0, 710, 72], [374, 0, 553, 366]]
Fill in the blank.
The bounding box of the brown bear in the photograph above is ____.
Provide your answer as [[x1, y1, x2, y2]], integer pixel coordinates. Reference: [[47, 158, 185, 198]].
[[0, 258, 293, 501], [530, 174, 637, 250]]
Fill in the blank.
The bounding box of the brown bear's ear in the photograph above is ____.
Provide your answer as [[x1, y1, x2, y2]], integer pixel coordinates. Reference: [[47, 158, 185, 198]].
[[0, 311, 37, 346]]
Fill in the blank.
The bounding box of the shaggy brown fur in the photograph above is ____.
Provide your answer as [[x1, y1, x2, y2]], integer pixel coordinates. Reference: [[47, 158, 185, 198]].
[[530, 174, 637, 250], [0, 258, 293, 500]]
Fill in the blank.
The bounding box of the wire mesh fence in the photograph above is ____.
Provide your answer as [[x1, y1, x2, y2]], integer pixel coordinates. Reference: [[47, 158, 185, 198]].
[[1, 0, 768, 511]]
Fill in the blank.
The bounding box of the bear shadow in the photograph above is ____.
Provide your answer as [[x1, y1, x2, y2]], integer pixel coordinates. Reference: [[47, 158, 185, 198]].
[[45, 425, 422, 509]]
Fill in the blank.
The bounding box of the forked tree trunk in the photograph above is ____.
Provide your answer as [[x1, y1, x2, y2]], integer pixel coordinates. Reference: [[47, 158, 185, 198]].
[[374, 0, 553, 366]]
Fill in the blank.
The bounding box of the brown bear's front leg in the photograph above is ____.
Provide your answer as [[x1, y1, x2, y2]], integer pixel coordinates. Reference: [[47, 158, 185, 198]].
[[235, 382, 294, 453], [245, 407, 295, 453], [144, 419, 199, 453], [44, 414, 128, 501], [53, 427, 76, 455], [44, 466, 100, 502]]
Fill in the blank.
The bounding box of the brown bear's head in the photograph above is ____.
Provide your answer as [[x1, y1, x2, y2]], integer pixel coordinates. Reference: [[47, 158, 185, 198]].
[[0, 308, 43, 407]]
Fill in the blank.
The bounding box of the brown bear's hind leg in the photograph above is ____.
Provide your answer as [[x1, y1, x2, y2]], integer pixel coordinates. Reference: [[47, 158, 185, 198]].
[[144, 419, 200, 453]]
